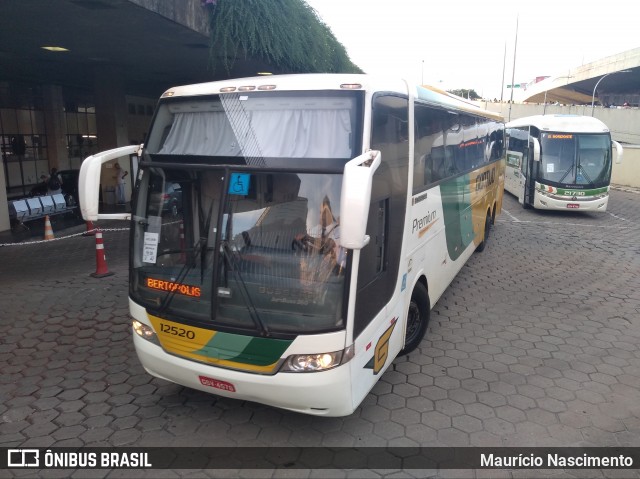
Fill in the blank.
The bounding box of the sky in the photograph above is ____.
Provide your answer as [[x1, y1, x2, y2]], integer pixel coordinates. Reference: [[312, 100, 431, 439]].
[[304, 0, 639, 100]]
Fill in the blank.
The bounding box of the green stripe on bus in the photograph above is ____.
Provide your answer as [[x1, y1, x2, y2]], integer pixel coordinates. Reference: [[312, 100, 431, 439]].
[[197, 332, 293, 367], [440, 174, 474, 261], [538, 184, 609, 197]]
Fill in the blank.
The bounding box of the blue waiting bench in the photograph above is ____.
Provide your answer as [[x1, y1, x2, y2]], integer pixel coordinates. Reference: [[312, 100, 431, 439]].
[[9, 194, 78, 231]]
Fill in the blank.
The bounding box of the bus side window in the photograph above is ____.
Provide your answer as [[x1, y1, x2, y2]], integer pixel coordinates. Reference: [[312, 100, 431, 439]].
[[431, 148, 446, 183], [461, 115, 477, 171], [444, 140, 457, 177], [413, 103, 447, 191], [444, 114, 461, 178], [490, 123, 504, 160], [508, 127, 529, 175]]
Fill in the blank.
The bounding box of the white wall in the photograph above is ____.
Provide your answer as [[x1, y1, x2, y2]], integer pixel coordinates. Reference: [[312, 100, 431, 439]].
[[612, 146, 640, 188]]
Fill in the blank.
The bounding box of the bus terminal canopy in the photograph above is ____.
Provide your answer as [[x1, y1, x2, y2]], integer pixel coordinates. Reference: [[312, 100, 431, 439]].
[[525, 88, 596, 105]]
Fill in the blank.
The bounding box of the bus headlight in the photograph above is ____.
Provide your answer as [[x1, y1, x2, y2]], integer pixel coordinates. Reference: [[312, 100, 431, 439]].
[[132, 320, 159, 345], [280, 346, 354, 373]]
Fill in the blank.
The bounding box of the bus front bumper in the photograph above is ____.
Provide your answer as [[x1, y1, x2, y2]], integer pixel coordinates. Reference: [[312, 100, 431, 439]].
[[534, 190, 609, 212], [133, 333, 356, 417]]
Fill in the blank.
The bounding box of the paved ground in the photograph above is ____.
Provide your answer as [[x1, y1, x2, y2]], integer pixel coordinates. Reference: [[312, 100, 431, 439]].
[[1, 188, 640, 478]]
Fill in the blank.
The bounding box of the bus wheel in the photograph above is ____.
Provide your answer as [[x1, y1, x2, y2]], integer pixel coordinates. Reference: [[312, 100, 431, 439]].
[[476, 212, 491, 253], [400, 283, 430, 355]]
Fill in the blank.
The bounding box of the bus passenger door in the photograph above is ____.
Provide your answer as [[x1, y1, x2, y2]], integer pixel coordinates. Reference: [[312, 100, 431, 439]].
[[504, 151, 521, 196], [521, 137, 540, 207], [519, 145, 531, 206], [350, 93, 409, 410], [506, 127, 531, 206], [517, 159, 526, 205]]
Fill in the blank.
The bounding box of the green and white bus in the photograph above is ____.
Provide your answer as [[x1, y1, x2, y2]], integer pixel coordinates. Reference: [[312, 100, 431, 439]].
[[505, 115, 623, 211], [79, 74, 505, 416]]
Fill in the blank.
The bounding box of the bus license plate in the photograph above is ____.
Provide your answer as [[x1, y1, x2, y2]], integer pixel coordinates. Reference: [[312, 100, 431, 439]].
[[199, 375, 236, 392], [567, 204, 579, 209]]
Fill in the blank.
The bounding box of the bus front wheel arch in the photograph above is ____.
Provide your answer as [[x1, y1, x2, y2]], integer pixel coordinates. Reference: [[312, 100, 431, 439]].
[[400, 281, 430, 355], [476, 210, 492, 253]]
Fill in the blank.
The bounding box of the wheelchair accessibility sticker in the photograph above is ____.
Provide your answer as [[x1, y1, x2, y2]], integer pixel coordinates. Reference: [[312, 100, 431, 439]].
[[229, 173, 250, 195]]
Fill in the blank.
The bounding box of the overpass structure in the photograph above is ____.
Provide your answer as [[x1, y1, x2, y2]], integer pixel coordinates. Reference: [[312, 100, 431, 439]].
[[520, 48, 640, 107]]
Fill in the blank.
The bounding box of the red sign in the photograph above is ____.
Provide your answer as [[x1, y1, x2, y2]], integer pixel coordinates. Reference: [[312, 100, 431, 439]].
[[199, 376, 236, 392], [567, 204, 580, 209]]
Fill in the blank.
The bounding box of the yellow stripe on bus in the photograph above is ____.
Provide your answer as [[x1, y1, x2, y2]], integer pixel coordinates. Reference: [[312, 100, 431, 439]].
[[147, 314, 281, 374]]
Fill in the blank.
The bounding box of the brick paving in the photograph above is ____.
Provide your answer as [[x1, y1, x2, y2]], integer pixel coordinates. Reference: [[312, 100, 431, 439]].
[[1, 188, 640, 478]]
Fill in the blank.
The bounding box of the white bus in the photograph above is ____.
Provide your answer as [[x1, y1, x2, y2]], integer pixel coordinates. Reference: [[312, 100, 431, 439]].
[[505, 115, 623, 211], [79, 74, 505, 416]]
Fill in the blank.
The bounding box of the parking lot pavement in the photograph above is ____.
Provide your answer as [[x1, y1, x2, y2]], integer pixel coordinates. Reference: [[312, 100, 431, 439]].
[[1, 189, 640, 477]]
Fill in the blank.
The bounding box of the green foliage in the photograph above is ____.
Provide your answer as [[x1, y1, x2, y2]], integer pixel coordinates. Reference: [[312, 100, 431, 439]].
[[447, 89, 481, 100], [203, 0, 362, 75]]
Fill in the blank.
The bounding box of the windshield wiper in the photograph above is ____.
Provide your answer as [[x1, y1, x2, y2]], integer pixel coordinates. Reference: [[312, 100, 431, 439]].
[[220, 239, 270, 337], [558, 164, 574, 184], [157, 237, 207, 313], [577, 164, 595, 186], [157, 199, 215, 313]]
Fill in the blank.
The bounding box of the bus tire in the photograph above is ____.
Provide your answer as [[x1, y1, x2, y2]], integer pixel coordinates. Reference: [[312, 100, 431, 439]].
[[476, 212, 491, 252], [400, 283, 430, 355]]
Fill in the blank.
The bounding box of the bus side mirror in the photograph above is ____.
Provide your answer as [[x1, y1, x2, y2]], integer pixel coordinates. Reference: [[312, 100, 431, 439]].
[[340, 150, 382, 250], [531, 138, 541, 162], [79, 144, 141, 221], [612, 141, 623, 164]]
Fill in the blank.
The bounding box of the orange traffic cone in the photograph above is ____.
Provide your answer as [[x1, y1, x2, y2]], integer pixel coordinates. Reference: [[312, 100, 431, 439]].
[[83, 220, 96, 236], [90, 228, 114, 278], [44, 215, 54, 240]]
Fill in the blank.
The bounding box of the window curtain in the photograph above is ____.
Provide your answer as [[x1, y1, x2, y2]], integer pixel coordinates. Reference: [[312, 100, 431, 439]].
[[159, 109, 352, 159]]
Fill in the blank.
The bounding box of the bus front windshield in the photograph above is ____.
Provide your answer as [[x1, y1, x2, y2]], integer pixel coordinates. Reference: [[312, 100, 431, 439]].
[[130, 168, 347, 335], [539, 132, 612, 187]]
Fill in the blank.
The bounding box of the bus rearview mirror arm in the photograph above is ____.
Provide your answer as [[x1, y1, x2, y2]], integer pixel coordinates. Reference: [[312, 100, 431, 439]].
[[340, 150, 381, 250], [79, 144, 142, 221], [532, 138, 541, 162], [612, 141, 623, 164]]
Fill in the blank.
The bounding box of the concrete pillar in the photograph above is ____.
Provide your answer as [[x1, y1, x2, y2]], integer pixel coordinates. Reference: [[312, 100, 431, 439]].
[[93, 65, 131, 202], [42, 84, 69, 170], [0, 160, 10, 232], [94, 64, 129, 150]]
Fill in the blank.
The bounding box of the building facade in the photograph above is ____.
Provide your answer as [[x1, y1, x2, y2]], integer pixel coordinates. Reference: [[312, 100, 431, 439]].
[[0, 0, 278, 232]]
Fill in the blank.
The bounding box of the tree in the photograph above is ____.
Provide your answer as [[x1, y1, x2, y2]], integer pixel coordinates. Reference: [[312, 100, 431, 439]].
[[447, 89, 481, 100], [202, 0, 362, 75]]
